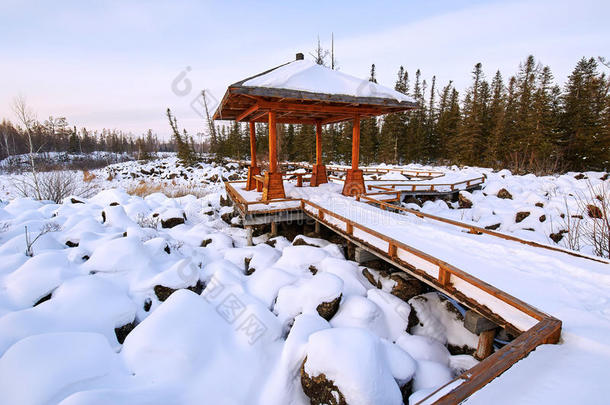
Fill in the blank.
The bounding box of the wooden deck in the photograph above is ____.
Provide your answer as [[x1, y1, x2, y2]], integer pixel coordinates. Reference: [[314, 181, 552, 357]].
[[220, 179, 610, 403]]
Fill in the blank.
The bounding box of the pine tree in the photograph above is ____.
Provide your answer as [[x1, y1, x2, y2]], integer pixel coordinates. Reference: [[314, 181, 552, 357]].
[[453, 63, 486, 164], [361, 64, 380, 163], [487, 71, 507, 166], [166, 108, 196, 165], [379, 66, 409, 163], [424, 75, 438, 160], [561, 57, 609, 170]]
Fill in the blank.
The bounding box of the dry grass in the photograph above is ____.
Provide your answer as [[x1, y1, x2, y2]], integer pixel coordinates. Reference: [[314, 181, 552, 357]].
[[82, 170, 96, 182], [125, 181, 209, 198]]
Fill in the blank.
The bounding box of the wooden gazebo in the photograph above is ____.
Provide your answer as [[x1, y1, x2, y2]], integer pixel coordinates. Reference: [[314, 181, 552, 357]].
[[213, 53, 417, 201]]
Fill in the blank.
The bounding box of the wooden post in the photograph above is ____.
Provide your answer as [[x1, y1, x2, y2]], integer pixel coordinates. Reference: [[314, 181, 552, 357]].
[[269, 112, 277, 173], [475, 329, 497, 360], [246, 226, 253, 246], [262, 111, 285, 201], [270, 221, 277, 236], [342, 114, 365, 196], [316, 121, 322, 165], [250, 121, 257, 166], [246, 121, 260, 190], [352, 114, 360, 170], [310, 121, 328, 186]]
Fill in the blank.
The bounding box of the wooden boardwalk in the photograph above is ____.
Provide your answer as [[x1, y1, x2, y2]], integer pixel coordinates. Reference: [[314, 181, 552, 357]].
[[224, 179, 607, 404]]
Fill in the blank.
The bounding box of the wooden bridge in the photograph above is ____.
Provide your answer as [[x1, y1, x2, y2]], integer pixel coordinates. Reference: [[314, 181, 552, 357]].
[[225, 178, 608, 404]]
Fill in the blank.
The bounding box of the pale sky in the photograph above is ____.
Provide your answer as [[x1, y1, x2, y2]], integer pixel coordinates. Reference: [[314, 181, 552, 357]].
[[1, 0, 608, 139]]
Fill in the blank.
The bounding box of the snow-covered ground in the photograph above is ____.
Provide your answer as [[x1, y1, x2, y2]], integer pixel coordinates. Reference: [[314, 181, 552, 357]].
[[0, 155, 607, 404]]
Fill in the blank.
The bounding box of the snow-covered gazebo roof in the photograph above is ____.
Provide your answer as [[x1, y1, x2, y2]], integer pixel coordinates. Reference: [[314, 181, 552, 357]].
[[213, 53, 417, 124]]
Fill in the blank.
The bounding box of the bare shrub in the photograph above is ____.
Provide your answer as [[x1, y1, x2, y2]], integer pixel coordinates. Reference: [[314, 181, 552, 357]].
[[24, 222, 61, 256], [136, 213, 159, 229], [12, 171, 97, 203], [549, 181, 610, 258], [126, 182, 209, 198], [82, 170, 96, 182], [575, 181, 610, 258]]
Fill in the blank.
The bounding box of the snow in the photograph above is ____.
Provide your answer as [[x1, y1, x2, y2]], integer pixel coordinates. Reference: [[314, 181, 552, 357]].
[[304, 327, 413, 405], [0, 155, 607, 404], [242, 59, 416, 103], [0, 332, 128, 405]]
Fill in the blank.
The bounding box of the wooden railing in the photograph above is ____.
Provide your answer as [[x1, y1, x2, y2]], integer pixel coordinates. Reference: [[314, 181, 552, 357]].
[[298, 198, 562, 404], [356, 194, 608, 263], [367, 176, 486, 193]]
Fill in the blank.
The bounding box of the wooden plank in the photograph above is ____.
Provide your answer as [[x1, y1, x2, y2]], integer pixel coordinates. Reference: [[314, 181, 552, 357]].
[[236, 104, 259, 122]]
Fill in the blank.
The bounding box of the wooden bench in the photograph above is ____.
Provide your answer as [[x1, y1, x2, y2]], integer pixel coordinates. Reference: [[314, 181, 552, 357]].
[[253, 175, 264, 192], [287, 172, 311, 187]]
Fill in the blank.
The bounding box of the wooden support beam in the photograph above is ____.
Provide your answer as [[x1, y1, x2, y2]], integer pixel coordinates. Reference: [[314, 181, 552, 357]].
[[352, 114, 360, 170], [236, 104, 259, 122], [315, 121, 322, 165], [249, 121, 257, 167], [256, 100, 383, 116], [342, 114, 365, 196], [261, 111, 285, 201], [310, 121, 328, 187], [268, 112, 277, 173], [475, 329, 497, 360], [245, 121, 261, 191]]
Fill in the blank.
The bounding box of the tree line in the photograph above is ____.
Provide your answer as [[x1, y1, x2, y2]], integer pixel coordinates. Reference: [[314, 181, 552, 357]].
[[0, 114, 180, 162], [210, 55, 609, 173]]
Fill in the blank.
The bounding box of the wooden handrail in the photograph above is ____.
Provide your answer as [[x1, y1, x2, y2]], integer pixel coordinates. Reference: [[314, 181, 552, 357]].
[[358, 194, 608, 264], [298, 198, 562, 404]]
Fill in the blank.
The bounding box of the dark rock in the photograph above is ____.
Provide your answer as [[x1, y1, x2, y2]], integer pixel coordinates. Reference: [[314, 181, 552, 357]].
[[458, 193, 473, 209], [601, 173, 609, 181], [497, 188, 513, 199], [101, 211, 106, 223], [164, 245, 171, 254], [70, 198, 84, 204], [33, 292, 52, 307], [220, 194, 232, 207], [309, 265, 318, 275], [143, 298, 152, 312], [265, 239, 277, 248], [300, 359, 347, 405], [109, 202, 120, 206], [390, 273, 423, 302], [244, 257, 253, 275], [122, 231, 127, 237], [535, 202, 544, 208], [81, 255, 90, 261], [201, 238, 212, 247], [587, 204, 603, 219], [484, 223, 501, 230], [186, 280, 205, 295], [403, 196, 423, 207], [154, 285, 176, 302], [539, 215, 546, 222], [161, 216, 185, 229], [550, 230, 566, 243], [362, 268, 381, 288], [316, 294, 342, 321], [220, 212, 235, 225], [515, 211, 530, 223], [65, 240, 79, 248], [574, 173, 587, 180], [115, 321, 136, 344], [293, 237, 317, 247]]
